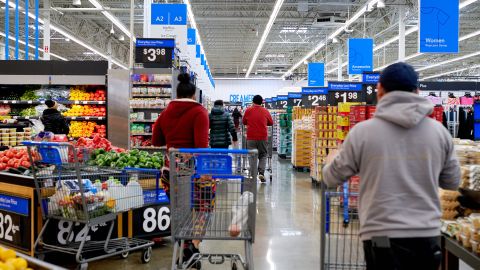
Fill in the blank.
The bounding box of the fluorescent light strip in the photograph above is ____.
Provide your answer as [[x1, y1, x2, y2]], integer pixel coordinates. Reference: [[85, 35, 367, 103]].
[[422, 65, 480, 80], [417, 51, 480, 72], [246, 0, 285, 77], [282, 0, 380, 78], [88, 0, 133, 40], [0, 0, 127, 69], [0, 30, 67, 60]]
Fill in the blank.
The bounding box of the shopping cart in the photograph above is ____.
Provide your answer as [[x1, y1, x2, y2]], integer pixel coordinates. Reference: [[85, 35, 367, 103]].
[[266, 125, 273, 182], [320, 181, 365, 270], [24, 142, 158, 270], [169, 148, 258, 270], [241, 124, 247, 150]]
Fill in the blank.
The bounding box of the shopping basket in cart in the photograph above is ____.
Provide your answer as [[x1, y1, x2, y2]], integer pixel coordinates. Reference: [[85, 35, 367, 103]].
[[24, 142, 161, 269], [320, 181, 365, 270], [169, 148, 258, 270]]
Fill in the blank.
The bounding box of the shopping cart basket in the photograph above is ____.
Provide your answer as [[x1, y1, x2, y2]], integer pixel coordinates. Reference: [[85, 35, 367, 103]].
[[169, 148, 258, 270], [320, 181, 365, 270], [24, 142, 159, 269]]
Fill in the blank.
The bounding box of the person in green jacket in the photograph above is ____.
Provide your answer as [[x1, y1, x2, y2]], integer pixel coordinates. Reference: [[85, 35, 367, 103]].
[[209, 100, 238, 148]]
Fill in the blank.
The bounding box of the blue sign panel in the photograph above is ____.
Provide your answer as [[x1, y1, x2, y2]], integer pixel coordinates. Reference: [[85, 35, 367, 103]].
[[362, 73, 380, 84], [151, 4, 187, 25], [277, 95, 288, 101], [288, 92, 302, 99], [302, 87, 328, 94], [201, 54, 205, 66], [265, 98, 272, 102], [328, 82, 363, 91], [0, 194, 29, 216], [272, 97, 278, 102], [136, 38, 175, 48], [196, 45, 200, 58], [187, 28, 196, 45], [308, 63, 325, 87], [143, 189, 170, 204], [348, 38, 374, 75], [419, 0, 459, 53]]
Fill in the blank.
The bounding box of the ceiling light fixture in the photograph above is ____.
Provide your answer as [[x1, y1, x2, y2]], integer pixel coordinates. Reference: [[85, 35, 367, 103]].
[[282, 0, 381, 78], [72, 0, 81, 6], [88, 0, 133, 40], [332, 37, 339, 44], [246, 0, 285, 77], [422, 65, 480, 80], [0, 30, 68, 61], [417, 51, 480, 72], [119, 35, 125, 41], [377, 0, 385, 8], [110, 25, 115, 35], [65, 38, 70, 42]]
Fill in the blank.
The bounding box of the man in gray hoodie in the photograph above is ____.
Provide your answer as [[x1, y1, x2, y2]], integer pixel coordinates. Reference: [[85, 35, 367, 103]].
[[323, 62, 460, 270]]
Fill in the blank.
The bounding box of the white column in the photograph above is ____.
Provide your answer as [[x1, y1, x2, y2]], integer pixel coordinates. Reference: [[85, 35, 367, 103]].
[[337, 48, 342, 81], [398, 6, 406, 61], [43, 0, 50, 60], [129, 0, 135, 68]]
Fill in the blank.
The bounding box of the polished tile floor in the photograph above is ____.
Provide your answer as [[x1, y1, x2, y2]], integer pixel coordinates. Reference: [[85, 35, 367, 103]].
[[88, 157, 322, 270]]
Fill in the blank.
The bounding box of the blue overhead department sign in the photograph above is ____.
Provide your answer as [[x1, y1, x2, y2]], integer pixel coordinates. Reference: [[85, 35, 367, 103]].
[[196, 45, 200, 58], [362, 73, 380, 84], [136, 39, 175, 48], [348, 38, 373, 75], [419, 0, 459, 53], [328, 82, 363, 91], [151, 4, 187, 25], [308, 63, 325, 87]]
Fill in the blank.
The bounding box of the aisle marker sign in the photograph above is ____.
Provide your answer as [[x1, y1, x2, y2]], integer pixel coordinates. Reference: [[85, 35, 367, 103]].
[[419, 0, 459, 53], [187, 28, 196, 45], [328, 82, 364, 105], [277, 95, 288, 110], [196, 45, 200, 58], [151, 4, 187, 25], [362, 73, 380, 84], [308, 63, 325, 87], [348, 38, 373, 75], [287, 92, 303, 107]]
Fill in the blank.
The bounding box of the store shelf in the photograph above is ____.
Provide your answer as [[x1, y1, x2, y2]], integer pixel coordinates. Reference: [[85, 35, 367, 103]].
[[12, 116, 39, 120], [131, 133, 153, 136], [59, 100, 106, 105], [131, 94, 171, 98], [65, 116, 106, 121], [132, 82, 171, 87], [131, 119, 156, 123], [131, 146, 164, 150], [0, 100, 41, 105], [130, 107, 165, 110], [443, 235, 480, 269]]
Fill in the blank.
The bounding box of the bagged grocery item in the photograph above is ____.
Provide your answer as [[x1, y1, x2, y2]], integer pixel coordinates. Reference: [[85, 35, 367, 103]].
[[228, 191, 254, 237]]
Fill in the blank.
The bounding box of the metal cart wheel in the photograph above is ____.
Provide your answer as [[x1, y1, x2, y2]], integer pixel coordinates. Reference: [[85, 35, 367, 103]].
[[120, 251, 129, 259], [76, 263, 88, 270], [141, 247, 152, 264]]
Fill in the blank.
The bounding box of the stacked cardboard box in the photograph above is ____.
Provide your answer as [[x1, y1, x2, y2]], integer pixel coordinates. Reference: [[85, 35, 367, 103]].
[[310, 106, 338, 181], [292, 115, 313, 168]]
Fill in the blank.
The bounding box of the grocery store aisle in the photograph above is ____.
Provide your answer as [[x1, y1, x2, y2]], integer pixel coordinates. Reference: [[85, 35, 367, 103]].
[[88, 156, 321, 270]]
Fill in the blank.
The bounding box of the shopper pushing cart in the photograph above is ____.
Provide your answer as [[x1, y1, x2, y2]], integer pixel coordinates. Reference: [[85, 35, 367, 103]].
[[243, 95, 273, 183], [26, 142, 158, 270], [169, 148, 258, 270], [322, 63, 461, 270]]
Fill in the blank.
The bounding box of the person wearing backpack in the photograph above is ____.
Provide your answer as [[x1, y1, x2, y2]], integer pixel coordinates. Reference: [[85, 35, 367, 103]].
[[209, 100, 238, 149]]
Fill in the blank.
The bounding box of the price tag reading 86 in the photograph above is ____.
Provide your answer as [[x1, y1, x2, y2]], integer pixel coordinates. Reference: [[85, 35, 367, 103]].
[[133, 204, 171, 237]]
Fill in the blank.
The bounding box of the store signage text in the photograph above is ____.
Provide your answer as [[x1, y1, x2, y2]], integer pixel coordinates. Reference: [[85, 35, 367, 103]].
[[308, 63, 325, 87], [419, 0, 459, 53], [230, 95, 254, 104], [151, 4, 187, 25], [328, 82, 363, 91], [348, 38, 374, 75]]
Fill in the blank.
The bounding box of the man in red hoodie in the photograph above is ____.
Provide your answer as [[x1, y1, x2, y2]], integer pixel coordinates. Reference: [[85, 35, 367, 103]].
[[243, 95, 273, 182]]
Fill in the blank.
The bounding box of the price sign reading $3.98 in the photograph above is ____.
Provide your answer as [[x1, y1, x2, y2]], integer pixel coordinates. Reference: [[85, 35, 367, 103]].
[[143, 48, 166, 62]]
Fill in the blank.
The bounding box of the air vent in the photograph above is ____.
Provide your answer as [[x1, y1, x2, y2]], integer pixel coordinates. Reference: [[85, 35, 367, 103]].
[[312, 16, 346, 27]]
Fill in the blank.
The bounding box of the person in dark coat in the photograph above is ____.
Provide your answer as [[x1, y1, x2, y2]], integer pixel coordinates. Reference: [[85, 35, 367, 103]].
[[209, 100, 238, 148], [232, 107, 242, 129], [41, 100, 69, 135]]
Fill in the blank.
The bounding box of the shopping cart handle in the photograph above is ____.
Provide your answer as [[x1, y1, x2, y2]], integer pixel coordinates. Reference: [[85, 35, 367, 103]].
[[21, 141, 70, 147], [175, 148, 256, 154]]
